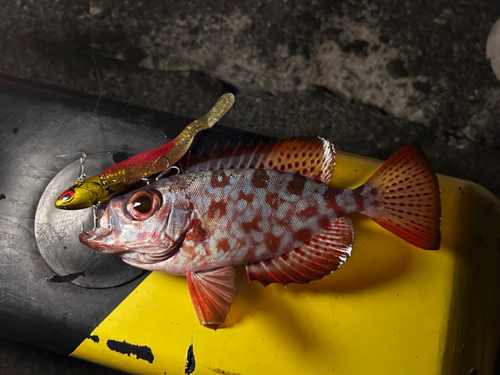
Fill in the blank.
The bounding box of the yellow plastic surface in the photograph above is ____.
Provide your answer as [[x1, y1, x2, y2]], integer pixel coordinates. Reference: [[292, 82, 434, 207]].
[[72, 151, 500, 375]]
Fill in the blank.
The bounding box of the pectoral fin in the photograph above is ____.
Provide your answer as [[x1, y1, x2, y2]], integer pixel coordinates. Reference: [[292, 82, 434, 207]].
[[186, 266, 236, 330], [246, 217, 354, 286]]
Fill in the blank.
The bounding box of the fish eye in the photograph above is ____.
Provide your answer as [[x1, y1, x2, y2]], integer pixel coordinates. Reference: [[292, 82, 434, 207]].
[[127, 190, 161, 220], [59, 189, 75, 203]]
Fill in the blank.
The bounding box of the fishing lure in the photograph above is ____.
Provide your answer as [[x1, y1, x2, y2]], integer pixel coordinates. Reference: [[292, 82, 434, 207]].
[[80, 142, 441, 329], [54, 93, 235, 210]]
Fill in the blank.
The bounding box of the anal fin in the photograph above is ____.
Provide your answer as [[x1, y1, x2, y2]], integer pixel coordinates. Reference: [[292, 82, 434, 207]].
[[186, 266, 236, 330], [246, 217, 354, 286]]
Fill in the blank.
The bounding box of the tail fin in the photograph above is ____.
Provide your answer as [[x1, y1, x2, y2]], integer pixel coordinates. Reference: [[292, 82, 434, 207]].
[[363, 144, 441, 250], [198, 92, 235, 130]]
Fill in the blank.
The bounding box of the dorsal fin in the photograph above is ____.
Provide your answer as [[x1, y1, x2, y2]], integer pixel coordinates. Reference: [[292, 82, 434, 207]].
[[246, 217, 353, 286], [181, 136, 336, 183]]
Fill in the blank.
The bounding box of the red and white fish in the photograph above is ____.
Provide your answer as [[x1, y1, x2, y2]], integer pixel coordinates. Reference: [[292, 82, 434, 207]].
[[80, 139, 441, 329]]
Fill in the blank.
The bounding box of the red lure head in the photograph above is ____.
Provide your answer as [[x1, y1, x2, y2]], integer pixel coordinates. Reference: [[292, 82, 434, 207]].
[[58, 189, 75, 204]]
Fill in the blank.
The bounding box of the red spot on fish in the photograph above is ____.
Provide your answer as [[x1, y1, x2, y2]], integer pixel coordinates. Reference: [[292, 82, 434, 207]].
[[237, 191, 254, 204], [235, 237, 246, 249], [251, 170, 270, 189], [287, 174, 306, 196], [265, 234, 282, 254], [323, 191, 345, 216], [217, 238, 231, 252], [183, 244, 197, 258], [317, 215, 330, 228], [353, 189, 365, 211], [244, 247, 257, 262], [241, 216, 261, 234], [206, 200, 227, 220], [293, 228, 312, 244], [265, 192, 285, 210], [297, 204, 318, 218], [210, 171, 230, 188], [203, 242, 212, 257], [186, 226, 206, 243]]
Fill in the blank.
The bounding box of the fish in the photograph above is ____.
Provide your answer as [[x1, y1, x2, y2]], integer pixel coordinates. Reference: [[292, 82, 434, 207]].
[[54, 93, 235, 210], [79, 142, 441, 329]]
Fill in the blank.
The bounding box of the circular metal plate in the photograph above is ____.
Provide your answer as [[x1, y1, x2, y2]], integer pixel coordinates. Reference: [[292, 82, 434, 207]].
[[34, 152, 145, 288]]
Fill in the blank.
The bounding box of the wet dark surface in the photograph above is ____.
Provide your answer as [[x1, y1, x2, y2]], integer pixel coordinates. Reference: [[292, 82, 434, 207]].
[[0, 0, 499, 374]]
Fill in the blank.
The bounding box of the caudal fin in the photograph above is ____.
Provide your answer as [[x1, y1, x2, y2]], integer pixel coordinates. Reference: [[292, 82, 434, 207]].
[[363, 144, 441, 250]]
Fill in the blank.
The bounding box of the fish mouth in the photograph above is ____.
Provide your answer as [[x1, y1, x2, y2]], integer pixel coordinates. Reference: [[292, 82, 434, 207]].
[[79, 204, 114, 251], [79, 225, 112, 250], [80, 225, 112, 240]]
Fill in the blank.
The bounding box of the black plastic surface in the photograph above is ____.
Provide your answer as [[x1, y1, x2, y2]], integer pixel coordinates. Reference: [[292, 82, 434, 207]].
[[0, 76, 265, 354]]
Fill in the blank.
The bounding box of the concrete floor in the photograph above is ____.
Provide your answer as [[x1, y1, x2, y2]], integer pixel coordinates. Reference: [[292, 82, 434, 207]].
[[0, 0, 499, 373]]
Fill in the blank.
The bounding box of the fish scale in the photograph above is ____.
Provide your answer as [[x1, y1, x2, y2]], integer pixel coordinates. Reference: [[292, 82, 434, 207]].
[[172, 169, 337, 273]]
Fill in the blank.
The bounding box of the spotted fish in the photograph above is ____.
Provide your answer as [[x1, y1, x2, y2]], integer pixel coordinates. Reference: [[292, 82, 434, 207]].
[[80, 143, 441, 329]]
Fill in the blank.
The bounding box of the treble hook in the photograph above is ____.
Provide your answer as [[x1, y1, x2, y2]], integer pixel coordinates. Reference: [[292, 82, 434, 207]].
[[56, 151, 87, 181], [81, 221, 90, 236], [81, 203, 99, 235], [140, 156, 181, 185], [92, 203, 100, 231], [77, 152, 87, 181], [154, 155, 172, 181]]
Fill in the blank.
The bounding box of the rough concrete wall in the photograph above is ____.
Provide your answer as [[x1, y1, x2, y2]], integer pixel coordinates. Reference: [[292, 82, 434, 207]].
[[1, 1, 499, 194]]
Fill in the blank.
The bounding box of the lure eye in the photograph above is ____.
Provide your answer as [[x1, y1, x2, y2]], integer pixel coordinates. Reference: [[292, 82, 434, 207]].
[[127, 190, 161, 220], [59, 190, 75, 203]]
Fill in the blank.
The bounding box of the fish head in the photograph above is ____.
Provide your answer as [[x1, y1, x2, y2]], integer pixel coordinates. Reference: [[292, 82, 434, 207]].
[[79, 185, 177, 259], [55, 175, 105, 209]]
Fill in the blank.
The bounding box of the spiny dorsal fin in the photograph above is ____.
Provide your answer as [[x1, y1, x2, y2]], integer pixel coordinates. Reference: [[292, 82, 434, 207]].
[[246, 217, 353, 286], [181, 136, 336, 183]]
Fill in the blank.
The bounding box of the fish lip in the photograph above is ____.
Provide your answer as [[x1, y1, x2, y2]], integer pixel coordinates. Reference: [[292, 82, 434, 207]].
[[79, 231, 94, 247], [94, 225, 112, 237], [79, 226, 112, 251], [79, 206, 113, 247]]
